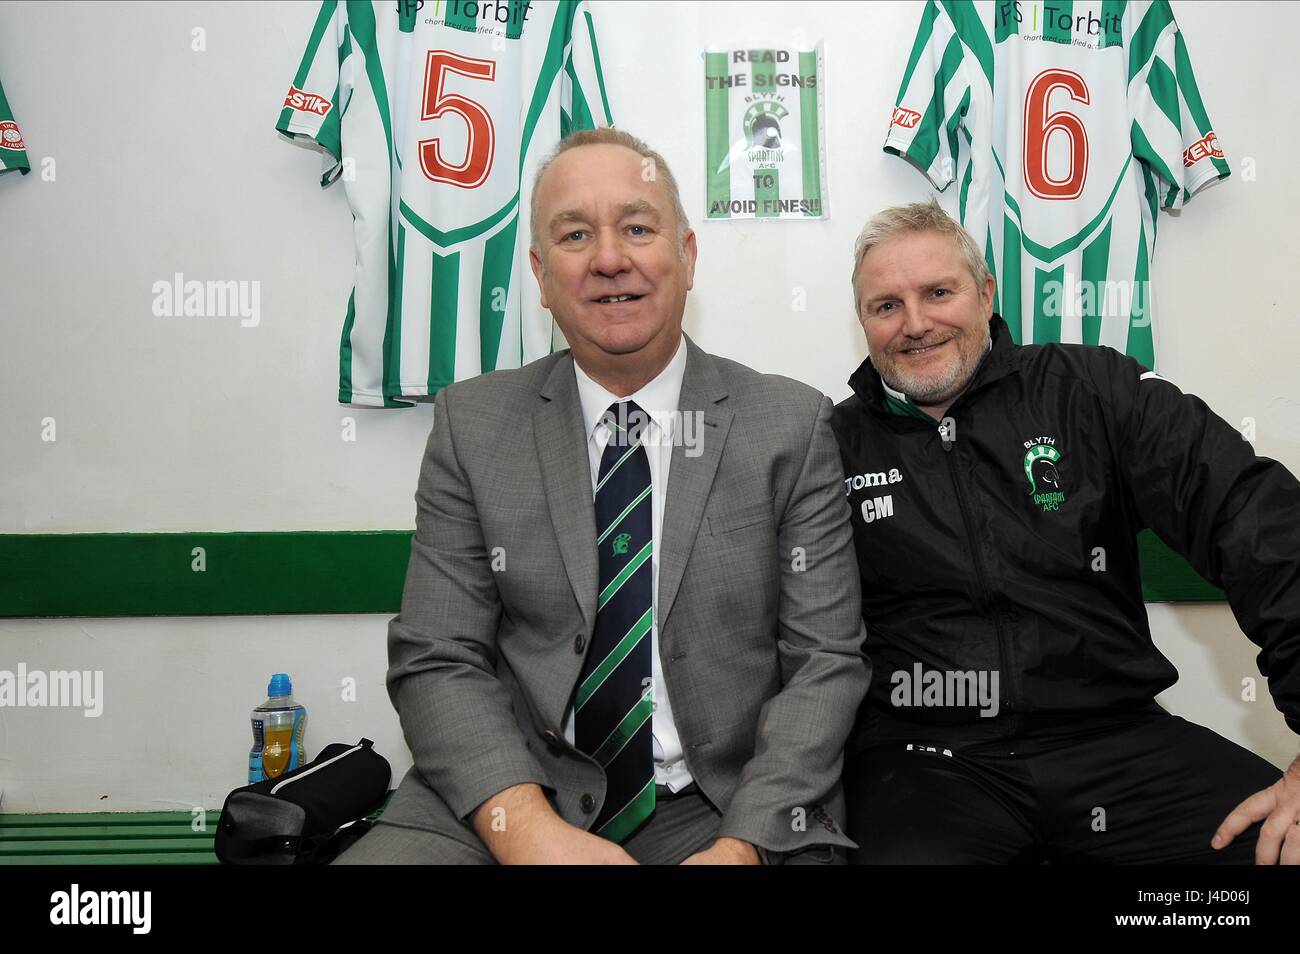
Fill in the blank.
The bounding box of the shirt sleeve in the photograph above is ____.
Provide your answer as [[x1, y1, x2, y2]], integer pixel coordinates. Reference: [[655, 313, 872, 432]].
[[561, 0, 613, 135], [0, 73, 31, 176], [882, 0, 973, 190], [1128, 0, 1229, 211], [275, 0, 353, 186], [1102, 354, 1300, 735]]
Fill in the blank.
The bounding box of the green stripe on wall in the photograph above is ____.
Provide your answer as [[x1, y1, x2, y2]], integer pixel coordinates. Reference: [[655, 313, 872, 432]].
[[1138, 530, 1223, 602], [0, 529, 1224, 618], [0, 532, 411, 617]]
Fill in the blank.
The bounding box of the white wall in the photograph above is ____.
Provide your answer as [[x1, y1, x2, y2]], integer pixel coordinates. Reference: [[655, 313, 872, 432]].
[[0, 0, 1295, 813]]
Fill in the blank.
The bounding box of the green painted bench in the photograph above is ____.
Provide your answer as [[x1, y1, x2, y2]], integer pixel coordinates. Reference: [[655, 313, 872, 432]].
[[1, 794, 394, 864], [0, 811, 221, 865]]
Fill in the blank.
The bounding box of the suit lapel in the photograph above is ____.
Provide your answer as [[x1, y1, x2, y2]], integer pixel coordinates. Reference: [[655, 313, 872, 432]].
[[658, 336, 731, 635], [534, 354, 599, 632], [533, 338, 732, 639]]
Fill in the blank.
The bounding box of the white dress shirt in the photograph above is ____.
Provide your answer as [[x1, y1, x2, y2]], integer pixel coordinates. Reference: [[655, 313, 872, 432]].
[[561, 336, 694, 793]]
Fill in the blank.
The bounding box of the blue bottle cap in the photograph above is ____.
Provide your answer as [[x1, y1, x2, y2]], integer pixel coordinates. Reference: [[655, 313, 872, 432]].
[[267, 673, 293, 697]]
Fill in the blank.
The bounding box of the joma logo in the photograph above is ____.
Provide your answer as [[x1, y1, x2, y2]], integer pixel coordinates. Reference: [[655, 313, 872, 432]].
[[844, 468, 903, 494]]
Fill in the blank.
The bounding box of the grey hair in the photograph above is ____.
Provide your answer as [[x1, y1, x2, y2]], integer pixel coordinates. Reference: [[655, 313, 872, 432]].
[[529, 127, 691, 254], [850, 198, 991, 317]]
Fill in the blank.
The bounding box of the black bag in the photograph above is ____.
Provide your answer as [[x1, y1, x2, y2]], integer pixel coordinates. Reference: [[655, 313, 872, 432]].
[[215, 738, 391, 865]]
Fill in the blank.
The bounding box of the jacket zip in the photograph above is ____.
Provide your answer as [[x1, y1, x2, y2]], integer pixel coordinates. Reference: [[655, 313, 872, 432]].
[[940, 422, 1014, 710]]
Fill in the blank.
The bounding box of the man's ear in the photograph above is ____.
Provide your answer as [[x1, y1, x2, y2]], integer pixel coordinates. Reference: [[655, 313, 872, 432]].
[[528, 246, 548, 309], [982, 273, 996, 319], [682, 229, 698, 290]]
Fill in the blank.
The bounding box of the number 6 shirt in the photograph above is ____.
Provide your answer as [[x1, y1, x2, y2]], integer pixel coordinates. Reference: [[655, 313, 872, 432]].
[[884, 0, 1226, 368], [277, 1, 612, 406]]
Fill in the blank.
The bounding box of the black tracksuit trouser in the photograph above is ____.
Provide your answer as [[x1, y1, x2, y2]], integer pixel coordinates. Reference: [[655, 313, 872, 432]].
[[845, 703, 1284, 864]]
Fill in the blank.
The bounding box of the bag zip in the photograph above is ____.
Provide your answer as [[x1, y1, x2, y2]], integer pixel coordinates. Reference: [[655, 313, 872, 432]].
[[270, 742, 365, 795]]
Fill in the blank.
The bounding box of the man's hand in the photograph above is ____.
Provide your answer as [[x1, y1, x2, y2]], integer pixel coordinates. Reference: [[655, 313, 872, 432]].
[[1211, 755, 1300, 864], [472, 783, 638, 865], [680, 836, 761, 865]]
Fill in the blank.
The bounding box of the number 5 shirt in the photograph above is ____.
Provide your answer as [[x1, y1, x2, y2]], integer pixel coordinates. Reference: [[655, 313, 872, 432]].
[[277, 1, 612, 407], [884, 0, 1226, 368]]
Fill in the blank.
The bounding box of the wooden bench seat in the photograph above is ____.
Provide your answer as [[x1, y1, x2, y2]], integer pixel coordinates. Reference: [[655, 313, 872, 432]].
[[0, 811, 220, 865]]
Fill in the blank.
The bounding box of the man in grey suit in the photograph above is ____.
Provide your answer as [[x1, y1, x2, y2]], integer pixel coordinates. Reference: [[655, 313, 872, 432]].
[[336, 128, 868, 864]]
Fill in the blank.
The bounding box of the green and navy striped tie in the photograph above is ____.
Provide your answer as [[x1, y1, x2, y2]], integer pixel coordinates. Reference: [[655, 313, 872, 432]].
[[576, 400, 656, 842]]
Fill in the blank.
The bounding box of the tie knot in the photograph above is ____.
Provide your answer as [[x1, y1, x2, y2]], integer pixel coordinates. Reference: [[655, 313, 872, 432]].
[[603, 400, 650, 446]]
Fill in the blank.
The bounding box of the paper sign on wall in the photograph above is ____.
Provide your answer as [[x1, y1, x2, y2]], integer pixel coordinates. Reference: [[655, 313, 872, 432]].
[[703, 45, 828, 221]]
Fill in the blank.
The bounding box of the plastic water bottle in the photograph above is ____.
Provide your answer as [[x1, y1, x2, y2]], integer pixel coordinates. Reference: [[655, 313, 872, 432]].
[[249, 673, 308, 783]]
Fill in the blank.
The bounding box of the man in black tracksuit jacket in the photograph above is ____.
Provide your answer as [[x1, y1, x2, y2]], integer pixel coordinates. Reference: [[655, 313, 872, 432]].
[[832, 200, 1300, 864]]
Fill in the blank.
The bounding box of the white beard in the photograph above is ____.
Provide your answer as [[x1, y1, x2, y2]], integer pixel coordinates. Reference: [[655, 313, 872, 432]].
[[879, 326, 992, 406]]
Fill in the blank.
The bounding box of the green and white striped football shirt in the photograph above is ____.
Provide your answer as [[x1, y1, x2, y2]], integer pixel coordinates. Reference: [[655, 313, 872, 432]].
[[0, 72, 30, 176], [277, 0, 611, 407], [885, 0, 1227, 368]]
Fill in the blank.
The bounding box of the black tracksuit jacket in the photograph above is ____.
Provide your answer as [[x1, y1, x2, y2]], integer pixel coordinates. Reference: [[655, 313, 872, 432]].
[[830, 314, 1300, 738]]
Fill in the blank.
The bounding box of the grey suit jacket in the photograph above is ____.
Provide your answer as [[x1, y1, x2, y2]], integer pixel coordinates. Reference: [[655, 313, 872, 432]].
[[384, 334, 870, 854]]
